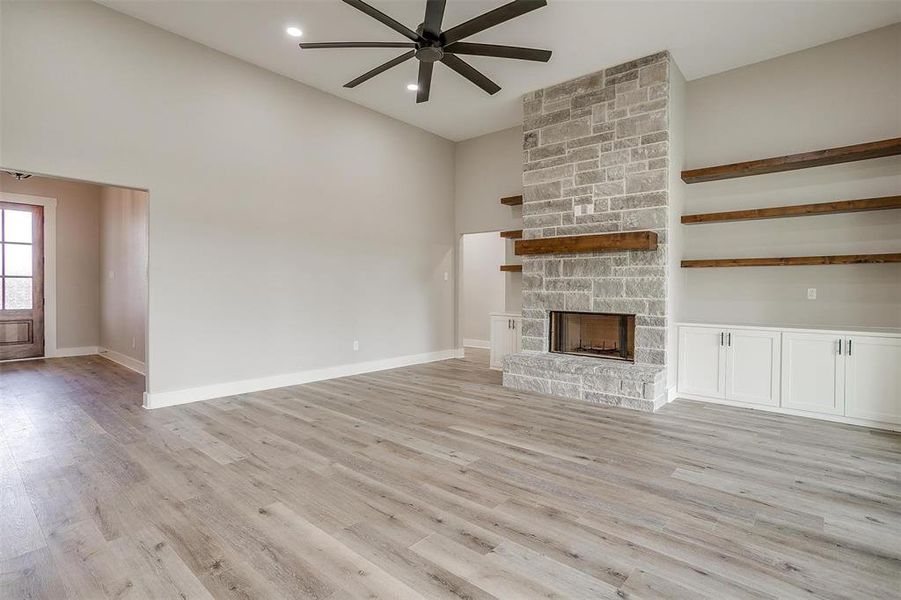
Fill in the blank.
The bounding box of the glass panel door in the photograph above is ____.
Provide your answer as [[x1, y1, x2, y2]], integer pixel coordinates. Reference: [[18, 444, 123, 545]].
[[1, 207, 35, 309], [0, 201, 44, 360]]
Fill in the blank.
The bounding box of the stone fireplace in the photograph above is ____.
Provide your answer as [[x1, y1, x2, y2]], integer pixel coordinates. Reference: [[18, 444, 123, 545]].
[[502, 51, 676, 412], [549, 311, 635, 361]]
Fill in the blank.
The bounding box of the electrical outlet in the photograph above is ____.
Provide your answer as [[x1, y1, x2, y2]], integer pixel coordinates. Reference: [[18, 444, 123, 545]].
[[583, 204, 594, 215], [443, 271, 449, 281], [807, 288, 817, 300], [353, 340, 359, 351], [574, 205, 582, 217]]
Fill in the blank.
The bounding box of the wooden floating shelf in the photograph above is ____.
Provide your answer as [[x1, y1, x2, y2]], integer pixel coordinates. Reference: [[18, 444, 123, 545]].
[[500, 195, 523, 206], [515, 231, 657, 256], [500, 229, 523, 239], [682, 195, 901, 224], [682, 253, 901, 268], [681, 137, 901, 183], [500, 264, 523, 272]]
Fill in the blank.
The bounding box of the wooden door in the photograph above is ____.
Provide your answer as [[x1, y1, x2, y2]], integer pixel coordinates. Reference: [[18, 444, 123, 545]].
[[780, 332, 844, 415], [677, 326, 726, 398], [725, 329, 781, 406], [845, 335, 901, 425], [0, 202, 44, 360]]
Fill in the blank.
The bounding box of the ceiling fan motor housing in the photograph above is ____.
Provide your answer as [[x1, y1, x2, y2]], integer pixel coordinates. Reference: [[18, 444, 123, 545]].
[[415, 44, 445, 63]]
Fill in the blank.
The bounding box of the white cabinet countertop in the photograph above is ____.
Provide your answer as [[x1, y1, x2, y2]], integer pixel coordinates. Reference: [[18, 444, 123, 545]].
[[677, 322, 901, 337]]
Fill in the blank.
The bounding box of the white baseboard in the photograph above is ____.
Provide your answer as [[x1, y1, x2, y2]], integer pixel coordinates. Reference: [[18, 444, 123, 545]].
[[98, 348, 146, 375], [455, 348, 466, 359], [50, 346, 100, 358], [143, 348, 458, 410], [463, 338, 490, 349], [666, 386, 678, 404]]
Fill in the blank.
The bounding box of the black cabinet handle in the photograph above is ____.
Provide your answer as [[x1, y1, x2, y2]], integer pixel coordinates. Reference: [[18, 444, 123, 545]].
[[838, 339, 842, 355], [720, 332, 724, 346], [727, 333, 731, 346], [848, 339, 852, 356]]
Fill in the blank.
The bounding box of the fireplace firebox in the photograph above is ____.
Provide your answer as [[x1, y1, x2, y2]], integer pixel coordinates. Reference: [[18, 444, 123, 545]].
[[549, 311, 635, 361]]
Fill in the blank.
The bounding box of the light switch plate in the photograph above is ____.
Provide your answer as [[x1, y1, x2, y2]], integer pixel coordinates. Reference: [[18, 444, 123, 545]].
[[807, 288, 817, 300]]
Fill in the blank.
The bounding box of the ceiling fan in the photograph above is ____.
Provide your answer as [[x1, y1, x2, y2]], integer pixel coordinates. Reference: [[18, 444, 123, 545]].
[[299, 0, 552, 103]]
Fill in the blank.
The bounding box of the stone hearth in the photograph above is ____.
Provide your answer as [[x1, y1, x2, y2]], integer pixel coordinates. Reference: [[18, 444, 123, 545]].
[[502, 51, 675, 411], [504, 352, 667, 411]]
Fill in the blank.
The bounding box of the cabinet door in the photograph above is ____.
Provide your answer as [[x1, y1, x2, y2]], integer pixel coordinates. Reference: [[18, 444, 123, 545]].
[[725, 329, 781, 406], [489, 317, 511, 370], [511, 317, 522, 354], [678, 327, 726, 399], [780, 332, 844, 415], [845, 335, 901, 424]]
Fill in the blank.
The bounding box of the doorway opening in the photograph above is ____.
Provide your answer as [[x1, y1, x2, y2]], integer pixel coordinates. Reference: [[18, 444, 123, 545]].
[[0, 170, 149, 398], [458, 231, 521, 367]]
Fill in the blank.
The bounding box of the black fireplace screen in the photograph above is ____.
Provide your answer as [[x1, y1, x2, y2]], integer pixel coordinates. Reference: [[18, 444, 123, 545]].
[[549, 311, 635, 361]]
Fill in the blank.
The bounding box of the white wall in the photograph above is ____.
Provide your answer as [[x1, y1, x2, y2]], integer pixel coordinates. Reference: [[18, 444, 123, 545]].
[[461, 232, 506, 346], [682, 24, 901, 328], [454, 126, 524, 235], [0, 172, 101, 351], [504, 241, 522, 315], [667, 59, 687, 392], [100, 186, 148, 367], [1, 1, 455, 402], [453, 126, 524, 347]]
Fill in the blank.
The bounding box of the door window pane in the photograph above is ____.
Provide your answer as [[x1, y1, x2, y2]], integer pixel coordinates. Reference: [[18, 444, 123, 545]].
[[3, 209, 33, 243], [3, 243, 32, 276], [4, 277, 32, 309]]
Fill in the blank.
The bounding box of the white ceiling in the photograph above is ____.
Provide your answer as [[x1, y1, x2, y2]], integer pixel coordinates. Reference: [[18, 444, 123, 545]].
[[98, 1, 900, 141]]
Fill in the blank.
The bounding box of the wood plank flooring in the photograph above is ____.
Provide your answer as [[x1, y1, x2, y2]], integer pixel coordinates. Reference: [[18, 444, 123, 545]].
[[1, 349, 899, 599]]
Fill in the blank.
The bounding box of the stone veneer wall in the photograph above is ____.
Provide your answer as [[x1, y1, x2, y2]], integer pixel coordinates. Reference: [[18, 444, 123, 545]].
[[503, 51, 673, 411]]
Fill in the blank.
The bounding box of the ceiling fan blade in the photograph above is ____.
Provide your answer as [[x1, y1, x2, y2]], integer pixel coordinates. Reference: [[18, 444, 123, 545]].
[[416, 61, 434, 103], [300, 42, 417, 49], [441, 0, 546, 45], [440, 53, 501, 95], [341, 0, 420, 42], [422, 0, 447, 37], [344, 50, 415, 88], [445, 42, 551, 62]]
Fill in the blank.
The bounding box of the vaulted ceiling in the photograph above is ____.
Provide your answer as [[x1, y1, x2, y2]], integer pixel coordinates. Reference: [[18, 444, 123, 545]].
[[98, 1, 901, 141]]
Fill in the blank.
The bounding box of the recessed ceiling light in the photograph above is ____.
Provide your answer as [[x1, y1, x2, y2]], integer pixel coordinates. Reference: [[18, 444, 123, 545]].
[[286, 26, 303, 38], [406, 83, 419, 91]]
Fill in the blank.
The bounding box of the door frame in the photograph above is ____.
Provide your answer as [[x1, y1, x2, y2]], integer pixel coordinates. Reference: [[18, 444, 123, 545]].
[[456, 230, 513, 356], [0, 192, 57, 358]]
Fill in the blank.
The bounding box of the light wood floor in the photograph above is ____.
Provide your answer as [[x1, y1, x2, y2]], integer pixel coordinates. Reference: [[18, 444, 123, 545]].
[[1, 349, 899, 599]]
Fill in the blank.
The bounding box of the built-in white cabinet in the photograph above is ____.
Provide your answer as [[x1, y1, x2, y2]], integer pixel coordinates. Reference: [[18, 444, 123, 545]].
[[781, 332, 845, 415], [677, 327, 726, 398], [490, 313, 521, 370], [845, 335, 901, 424], [725, 329, 781, 406], [678, 326, 780, 406], [679, 324, 901, 429]]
